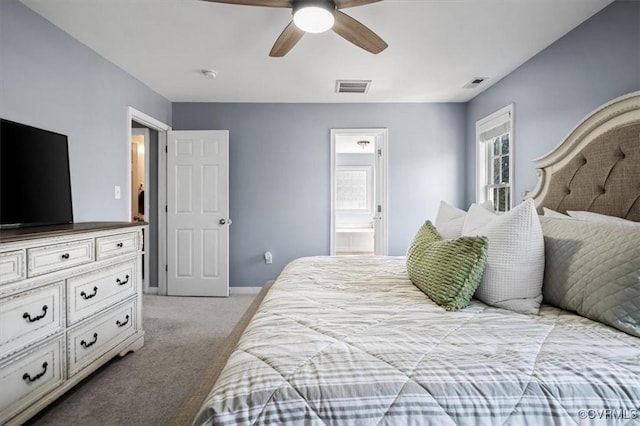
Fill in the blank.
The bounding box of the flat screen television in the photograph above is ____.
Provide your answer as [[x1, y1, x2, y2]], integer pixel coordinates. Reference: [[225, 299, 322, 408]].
[[1, 119, 73, 229]]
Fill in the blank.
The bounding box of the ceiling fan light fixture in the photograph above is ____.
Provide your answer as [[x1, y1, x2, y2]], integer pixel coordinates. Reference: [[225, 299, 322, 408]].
[[293, 1, 335, 34]]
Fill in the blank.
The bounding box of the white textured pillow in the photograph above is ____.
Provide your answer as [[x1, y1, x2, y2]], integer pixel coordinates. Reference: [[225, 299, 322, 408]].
[[436, 200, 494, 239], [567, 211, 638, 227], [434, 201, 466, 239], [462, 199, 545, 315], [461, 204, 497, 235], [543, 207, 572, 219]]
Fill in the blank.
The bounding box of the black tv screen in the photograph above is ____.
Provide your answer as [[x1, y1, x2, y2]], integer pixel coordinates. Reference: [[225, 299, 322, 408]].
[[1, 119, 73, 229]]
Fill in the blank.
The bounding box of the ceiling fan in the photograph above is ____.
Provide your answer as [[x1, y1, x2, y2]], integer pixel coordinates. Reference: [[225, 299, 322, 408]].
[[201, 0, 388, 57]]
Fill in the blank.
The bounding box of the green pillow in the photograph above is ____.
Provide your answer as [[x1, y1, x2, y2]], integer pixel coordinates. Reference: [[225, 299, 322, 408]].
[[407, 221, 489, 311]]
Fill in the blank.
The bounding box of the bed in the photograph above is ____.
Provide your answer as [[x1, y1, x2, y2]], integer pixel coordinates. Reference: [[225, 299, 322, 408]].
[[184, 92, 640, 426]]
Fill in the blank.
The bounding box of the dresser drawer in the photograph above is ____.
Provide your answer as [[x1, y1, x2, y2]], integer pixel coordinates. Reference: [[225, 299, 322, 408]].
[[67, 260, 136, 325], [0, 250, 26, 285], [0, 337, 65, 422], [27, 239, 94, 278], [96, 231, 140, 260], [0, 282, 65, 358], [67, 300, 136, 376]]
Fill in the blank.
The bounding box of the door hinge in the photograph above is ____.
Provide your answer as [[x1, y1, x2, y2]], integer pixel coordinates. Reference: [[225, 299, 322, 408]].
[[377, 149, 382, 157], [165, 205, 168, 213], [165, 264, 168, 272], [378, 205, 382, 213], [165, 145, 168, 153]]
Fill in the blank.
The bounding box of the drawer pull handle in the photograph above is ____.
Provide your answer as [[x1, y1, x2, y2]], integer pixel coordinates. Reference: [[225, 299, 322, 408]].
[[116, 242, 124, 248], [81, 333, 98, 349], [61, 253, 70, 260], [116, 275, 130, 286], [23, 305, 48, 322], [80, 286, 98, 300], [116, 314, 130, 327], [23, 362, 48, 383]]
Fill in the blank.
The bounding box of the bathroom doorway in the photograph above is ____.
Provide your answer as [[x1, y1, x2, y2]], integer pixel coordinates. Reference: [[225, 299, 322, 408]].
[[330, 129, 388, 256]]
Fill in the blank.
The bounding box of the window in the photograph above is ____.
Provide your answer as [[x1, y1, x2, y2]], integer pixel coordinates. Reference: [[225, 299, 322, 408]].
[[335, 166, 373, 213], [476, 104, 513, 212]]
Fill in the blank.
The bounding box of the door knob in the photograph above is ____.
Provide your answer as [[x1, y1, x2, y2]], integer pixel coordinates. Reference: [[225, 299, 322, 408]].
[[219, 219, 226, 225]]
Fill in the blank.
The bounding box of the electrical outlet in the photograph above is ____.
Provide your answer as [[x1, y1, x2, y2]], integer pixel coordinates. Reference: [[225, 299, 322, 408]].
[[114, 186, 121, 199]]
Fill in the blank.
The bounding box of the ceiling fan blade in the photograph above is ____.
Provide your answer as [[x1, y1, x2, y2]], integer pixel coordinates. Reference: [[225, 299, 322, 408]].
[[332, 10, 387, 54], [334, 0, 381, 9], [270, 21, 305, 57], [200, 0, 292, 7]]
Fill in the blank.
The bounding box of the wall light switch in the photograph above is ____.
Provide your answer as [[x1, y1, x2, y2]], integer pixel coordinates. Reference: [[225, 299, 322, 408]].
[[264, 251, 273, 264], [114, 186, 121, 199]]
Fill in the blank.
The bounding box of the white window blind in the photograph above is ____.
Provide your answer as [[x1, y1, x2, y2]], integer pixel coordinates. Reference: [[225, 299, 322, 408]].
[[479, 120, 510, 142], [476, 104, 514, 212]]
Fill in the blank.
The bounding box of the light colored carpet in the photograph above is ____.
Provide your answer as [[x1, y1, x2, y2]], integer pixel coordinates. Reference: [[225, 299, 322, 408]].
[[26, 294, 255, 426]]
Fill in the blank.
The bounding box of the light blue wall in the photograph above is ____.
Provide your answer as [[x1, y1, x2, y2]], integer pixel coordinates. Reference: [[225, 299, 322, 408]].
[[5, 0, 636, 290], [173, 103, 466, 286], [0, 0, 172, 222], [465, 0, 640, 205]]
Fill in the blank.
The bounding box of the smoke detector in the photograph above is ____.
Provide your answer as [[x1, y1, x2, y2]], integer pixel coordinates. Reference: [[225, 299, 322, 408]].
[[201, 69, 218, 79]]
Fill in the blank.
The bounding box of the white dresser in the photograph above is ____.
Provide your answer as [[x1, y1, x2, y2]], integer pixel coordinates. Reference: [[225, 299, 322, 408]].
[[0, 222, 145, 425]]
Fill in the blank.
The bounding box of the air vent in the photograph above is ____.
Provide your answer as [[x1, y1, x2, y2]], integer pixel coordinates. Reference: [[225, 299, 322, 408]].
[[463, 77, 487, 88], [335, 80, 371, 94]]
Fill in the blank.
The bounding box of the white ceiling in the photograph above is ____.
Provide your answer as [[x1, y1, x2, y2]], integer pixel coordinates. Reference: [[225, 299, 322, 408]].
[[21, 0, 613, 103]]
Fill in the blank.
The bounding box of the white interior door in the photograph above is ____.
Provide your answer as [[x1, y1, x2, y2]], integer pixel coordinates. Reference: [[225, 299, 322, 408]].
[[166, 130, 229, 296], [373, 133, 388, 255]]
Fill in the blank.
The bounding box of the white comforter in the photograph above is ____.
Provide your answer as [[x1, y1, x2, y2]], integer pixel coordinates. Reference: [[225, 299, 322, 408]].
[[195, 256, 640, 425]]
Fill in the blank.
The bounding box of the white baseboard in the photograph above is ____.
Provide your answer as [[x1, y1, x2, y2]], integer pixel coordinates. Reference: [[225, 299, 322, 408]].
[[230, 286, 262, 295], [144, 287, 260, 295]]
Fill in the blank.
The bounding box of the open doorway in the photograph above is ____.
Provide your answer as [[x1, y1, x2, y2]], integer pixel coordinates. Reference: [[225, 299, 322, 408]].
[[130, 125, 153, 292], [130, 128, 148, 222], [330, 129, 388, 256], [127, 107, 171, 295]]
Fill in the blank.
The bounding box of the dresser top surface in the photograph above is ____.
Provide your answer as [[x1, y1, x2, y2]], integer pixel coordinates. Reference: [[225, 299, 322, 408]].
[[0, 222, 146, 244]]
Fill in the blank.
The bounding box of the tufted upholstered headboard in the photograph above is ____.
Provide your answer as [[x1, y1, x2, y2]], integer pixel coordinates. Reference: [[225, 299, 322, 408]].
[[526, 91, 640, 222]]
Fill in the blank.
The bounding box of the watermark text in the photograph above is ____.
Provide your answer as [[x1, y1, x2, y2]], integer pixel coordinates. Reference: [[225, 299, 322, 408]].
[[578, 409, 638, 420]]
